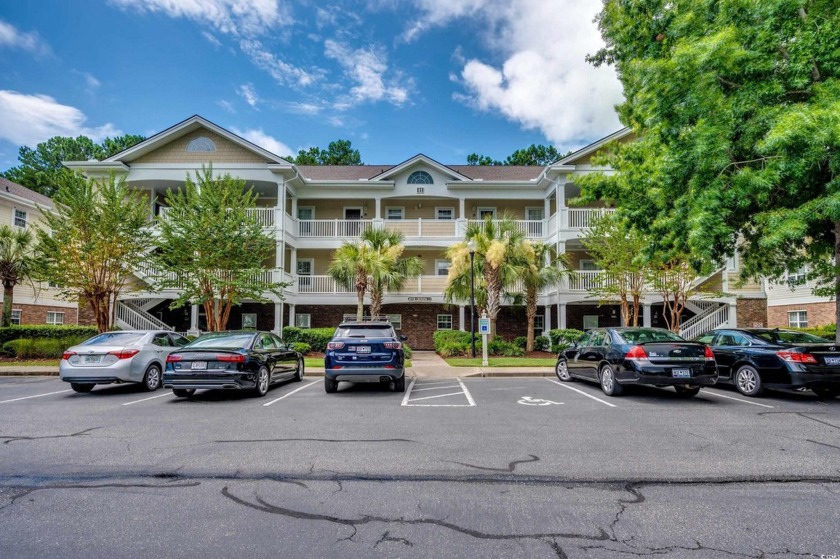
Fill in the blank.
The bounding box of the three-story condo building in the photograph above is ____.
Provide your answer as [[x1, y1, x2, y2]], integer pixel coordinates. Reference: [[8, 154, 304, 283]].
[[65, 116, 768, 348]]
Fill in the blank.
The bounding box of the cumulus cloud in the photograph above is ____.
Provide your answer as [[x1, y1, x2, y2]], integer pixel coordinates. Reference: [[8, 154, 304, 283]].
[[108, 0, 289, 36], [230, 127, 292, 158], [237, 83, 260, 108], [409, 0, 623, 150], [0, 91, 121, 147], [324, 40, 410, 107], [0, 19, 50, 56]]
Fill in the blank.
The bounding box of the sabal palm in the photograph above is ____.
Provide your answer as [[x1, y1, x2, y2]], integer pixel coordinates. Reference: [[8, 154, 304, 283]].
[[517, 241, 570, 351], [327, 238, 386, 321], [0, 225, 35, 327], [364, 228, 422, 318], [444, 216, 525, 338]]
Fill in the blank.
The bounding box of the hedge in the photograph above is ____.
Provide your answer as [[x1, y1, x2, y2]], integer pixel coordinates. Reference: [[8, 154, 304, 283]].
[[3, 336, 90, 359], [0, 326, 98, 345], [282, 326, 336, 353], [795, 324, 836, 340], [548, 329, 586, 353]]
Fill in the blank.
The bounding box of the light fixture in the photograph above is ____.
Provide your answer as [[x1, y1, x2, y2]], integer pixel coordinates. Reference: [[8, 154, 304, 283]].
[[467, 239, 477, 358]]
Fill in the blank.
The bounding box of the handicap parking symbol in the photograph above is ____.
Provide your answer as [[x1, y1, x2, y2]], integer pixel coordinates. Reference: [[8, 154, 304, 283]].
[[518, 396, 563, 406]]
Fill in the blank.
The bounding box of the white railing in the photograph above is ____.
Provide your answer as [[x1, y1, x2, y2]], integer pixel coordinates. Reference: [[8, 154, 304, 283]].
[[297, 219, 374, 238], [157, 207, 275, 227], [565, 208, 615, 229], [567, 270, 617, 291], [383, 219, 458, 237], [135, 266, 283, 289], [679, 305, 729, 340], [116, 301, 173, 331], [467, 220, 544, 239], [298, 276, 355, 294], [678, 301, 723, 334], [546, 213, 558, 236]]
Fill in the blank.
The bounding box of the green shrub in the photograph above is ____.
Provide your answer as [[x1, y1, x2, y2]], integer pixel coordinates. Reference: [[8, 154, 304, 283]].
[[292, 342, 311, 355], [296, 328, 335, 352], [2, 336, 88, 358], [548, 329, 585, 353], [513, 336, 527, 349], [282, 326, 302, 343], [796, 324, 836, 340], [437, 341, 469, 358], [534, 336, 551, 352], [488, 338, 525, 357], [433, 330, 474, 353], [0, 325, 98, 345], [402, 343, 413, 359]]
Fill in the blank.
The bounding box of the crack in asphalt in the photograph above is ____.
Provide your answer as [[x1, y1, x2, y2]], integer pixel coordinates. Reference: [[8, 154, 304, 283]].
[[214, 438, 416, 444], [581, 540, 819, 557], [374, 530, 413, 548], [806, 439, 840, 450], [0, 427, 103, 445], [759, 411, 840, 431], [445, 454, 540, 473], [0, 481, 199, 513]]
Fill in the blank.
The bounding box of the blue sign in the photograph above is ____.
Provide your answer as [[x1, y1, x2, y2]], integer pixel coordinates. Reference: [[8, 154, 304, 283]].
[[479, 318, 491, 335]]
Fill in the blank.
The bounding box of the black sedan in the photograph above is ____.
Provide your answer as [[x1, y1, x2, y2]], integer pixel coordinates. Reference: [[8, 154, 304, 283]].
[[555, 327, 718, 397], [162, 331, 304, 398], [695, 328, 840, 398]]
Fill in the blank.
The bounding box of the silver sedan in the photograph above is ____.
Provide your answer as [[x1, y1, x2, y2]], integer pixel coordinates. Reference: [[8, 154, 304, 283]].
[[60, 330, 190, 393]]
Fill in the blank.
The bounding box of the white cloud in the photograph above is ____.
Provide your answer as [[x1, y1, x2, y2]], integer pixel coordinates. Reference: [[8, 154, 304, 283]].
[[283, 101, 322, 115], [202, 31, 222, 47], [230, 127, 292, 158], [324, 40, 410, 107], [217, 99, 235, 113], [239, 39, 322, 87], [0, 19, 50, 56], [0, 91, 121, 147], [409, 0, 623, 149], [237, 83, 260, 108], [108, 0, 289, 36]]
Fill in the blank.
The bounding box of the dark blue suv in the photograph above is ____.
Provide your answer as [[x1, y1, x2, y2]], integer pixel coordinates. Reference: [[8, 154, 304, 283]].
[[324, 321, 407, 393]]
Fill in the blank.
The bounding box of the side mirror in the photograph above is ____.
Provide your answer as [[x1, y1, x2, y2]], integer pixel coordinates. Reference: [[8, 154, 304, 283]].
[[400, 335, 408, 341]]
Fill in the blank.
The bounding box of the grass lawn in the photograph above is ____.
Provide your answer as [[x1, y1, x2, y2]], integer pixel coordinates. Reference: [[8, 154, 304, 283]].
[[445, 357, 557, 367], [304, 357, 412, 368], [0, 359, 60, 367]]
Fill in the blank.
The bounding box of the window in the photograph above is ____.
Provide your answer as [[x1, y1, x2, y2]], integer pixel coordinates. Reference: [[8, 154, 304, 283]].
[[786, 268, 807, 287], [386, 207, 404, 220], [242, 313, 257, 330], [583, 315, 599, 330], [46, 311, 64, 325], [437, 314, 453, 330], [408, 171, 433, 184], [171, 334, 190, 347], [436, 207, 454, 220], [386, 314, 402, 330], [186, 137, 216, 152], [717, 332, 751, 347], [435, 260, 450, 276], [589, 330, 606, 346], [152, 333, 172, 347], [476, 207, 496, 220], [255, 333, 278, 349], [526, 208, 544, 220], [10, 310, 21, 326], [788, 311, 808, 328], [579, 259, 599, 271], [295, 314, 311, 328], [695, 332, 716, 345], [534, 315, 544, 336], [13, 209, 27, 228]]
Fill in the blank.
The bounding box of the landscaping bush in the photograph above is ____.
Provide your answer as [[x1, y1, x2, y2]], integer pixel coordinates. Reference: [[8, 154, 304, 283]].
[[0, 325, 98, 346], [2, 336, 89, 359], [403, 343, 413, 359], [282, 326, 302, 343], [513, 335, 550, 352], [488, 338, 525, 357], [295, 328, 335, 352], [548, 329, 585, 353], [433, 330, 473, 352], [292, 342, 311, 355], [513, 336, 527, 349], [437, 341, 469, 358], [796, 324, 836, 340]]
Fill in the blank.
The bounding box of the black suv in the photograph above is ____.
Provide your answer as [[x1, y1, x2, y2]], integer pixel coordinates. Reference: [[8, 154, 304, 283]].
[[324, 320, 407, 393]]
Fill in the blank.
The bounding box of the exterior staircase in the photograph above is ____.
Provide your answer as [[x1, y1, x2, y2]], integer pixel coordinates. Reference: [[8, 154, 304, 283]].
[[115, 300, 173, 331], [679, 300, 730, 340]]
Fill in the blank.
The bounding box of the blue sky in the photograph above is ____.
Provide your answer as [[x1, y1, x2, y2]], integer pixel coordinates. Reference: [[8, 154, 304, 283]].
[[0, 0, 623, 170]]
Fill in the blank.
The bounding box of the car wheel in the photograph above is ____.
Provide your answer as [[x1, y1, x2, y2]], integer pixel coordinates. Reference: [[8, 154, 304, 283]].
[[555, 359, 572, 382], [813, 387, 840, 399], [293, 359, 304, 382], [254, 366, 270, 397], [142, 364, 162, 392], [600, 364, 623, 396], [172, 388, 195, 397], [393, 375, 406, 393], [324, 377, 338, 394], [673, 385, 701, 398], [734, 365, 763, 397], [70, 383, 94, 393]]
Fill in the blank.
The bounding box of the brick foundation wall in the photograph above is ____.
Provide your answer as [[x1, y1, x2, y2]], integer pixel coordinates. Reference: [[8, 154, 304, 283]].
[[737, 298, 768, 328], [12, 303, 79, 326], [768, 302, 835, 328]]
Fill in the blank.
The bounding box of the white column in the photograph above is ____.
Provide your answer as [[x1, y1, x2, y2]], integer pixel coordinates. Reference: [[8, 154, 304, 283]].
[[544, 197, 550, 220], [459, 198, 466, 219], [375, 196, 381, 219], [189, 304, 199, 336], [728, 300, 738, 328], [558, 302, 567, 329], [544, 305, 552, 334], [291, 197, 298, 218], [279, 182, 287, 272], [643, 303, 652, 327], [288, 303, 296, 328], [290, 247, 297, 275], [275, 302, 284, 334], [459, 306, 466, 331]]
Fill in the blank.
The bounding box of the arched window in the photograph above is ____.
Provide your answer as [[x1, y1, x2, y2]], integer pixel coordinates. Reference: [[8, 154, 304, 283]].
[[186, 137, 216, 152], [408, 171, 433, 184]]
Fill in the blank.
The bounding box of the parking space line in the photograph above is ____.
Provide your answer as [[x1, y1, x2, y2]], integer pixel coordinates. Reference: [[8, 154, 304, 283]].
[[545, 378, 617, 408], [407, 392, 466, 402], [410, 385, 461, 392], [400, 378, 416, 406], [410, 380, 460, 386], [263, 380, 318, 407], [701, 389, 775, 408], [122, 392, 175, 406], [401, 377, 475, 407], [458, 378, 476, 406], [0, 389, 73, 404]]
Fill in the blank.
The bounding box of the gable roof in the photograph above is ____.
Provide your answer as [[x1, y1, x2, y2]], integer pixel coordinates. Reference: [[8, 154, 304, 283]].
[[556, 127, 634, 166], [295, 161, 544, 182], [0, 177, 54, 208], [369, 154, 473, 181]]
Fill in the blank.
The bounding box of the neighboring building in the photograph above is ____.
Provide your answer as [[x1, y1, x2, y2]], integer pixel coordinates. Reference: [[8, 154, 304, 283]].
[[0, 177, 80, 325], [765, 270, 833, 329], [64, 115, 767, 348]]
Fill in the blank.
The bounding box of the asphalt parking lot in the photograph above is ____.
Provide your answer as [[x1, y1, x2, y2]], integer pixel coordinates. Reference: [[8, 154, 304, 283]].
[[1, 374, 839, 557]]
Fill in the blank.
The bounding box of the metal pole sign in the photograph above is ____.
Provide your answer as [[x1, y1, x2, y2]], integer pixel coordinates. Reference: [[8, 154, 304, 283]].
[[479, 315, 490, 366]]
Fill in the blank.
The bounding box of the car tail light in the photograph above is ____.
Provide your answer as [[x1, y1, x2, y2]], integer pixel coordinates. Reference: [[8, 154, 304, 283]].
[[777, 351, 818, 364], [704, 346, 715, 360], [384, 364, 396, 369], [384, 342, 402, 350], [328, 365, 343, 370], [62, 351, 76, 361], [625, 345, 648, 359], [108, 349, 140, 359], [327, 342, 345, 350], [217, 354, 245, 363], [166, 354, 182, 363]]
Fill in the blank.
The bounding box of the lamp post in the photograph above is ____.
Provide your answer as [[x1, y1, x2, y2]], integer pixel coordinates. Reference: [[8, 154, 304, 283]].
[[467, 239, 476, 358]]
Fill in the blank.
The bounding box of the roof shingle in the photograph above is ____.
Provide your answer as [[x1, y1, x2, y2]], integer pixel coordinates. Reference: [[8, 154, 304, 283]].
[[0, 177, 54, 208]]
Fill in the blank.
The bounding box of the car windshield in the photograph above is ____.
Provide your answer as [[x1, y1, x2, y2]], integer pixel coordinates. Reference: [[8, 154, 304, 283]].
[[752, 330, 832, 344], [334, 326, 394, 338], [185, 333, 254, 349], [617, 329, 685, 344], [81, 332, 146, 346]]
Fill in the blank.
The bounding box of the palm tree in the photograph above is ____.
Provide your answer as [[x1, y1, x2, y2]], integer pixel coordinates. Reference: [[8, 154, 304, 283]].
[[364, 228, 423, 318], [0, 225, 35, 327], [444, 216, 525, 339], [516, 241, 571, 351], [327, 238, 383, 321]]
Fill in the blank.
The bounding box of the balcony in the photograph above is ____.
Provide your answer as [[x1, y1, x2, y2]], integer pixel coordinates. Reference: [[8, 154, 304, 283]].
[[560, 208, 615, 229], [298, 275, 449, 294], [157, 207, 276, 227]]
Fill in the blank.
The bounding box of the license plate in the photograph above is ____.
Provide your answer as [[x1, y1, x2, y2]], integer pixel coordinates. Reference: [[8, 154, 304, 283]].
[[672, 368, 691, 378], [825, 357, 840, 366], [191, 361, 207, 370], [356, 346, 371, 354], [83, 355, 101, 364]]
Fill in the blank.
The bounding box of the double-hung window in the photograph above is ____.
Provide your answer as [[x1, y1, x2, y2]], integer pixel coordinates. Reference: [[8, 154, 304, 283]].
[[46, 311, 64, 325], [437, 314, 453, 330], [788, 311, 808, 328], [13, 209, 27, 228]]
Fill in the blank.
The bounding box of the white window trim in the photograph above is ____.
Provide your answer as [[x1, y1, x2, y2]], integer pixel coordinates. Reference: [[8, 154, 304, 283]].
[[435, 207, 455, 220], [242, 313, 258, 330], [476, 207, 497, 219], [437, 314, 453, 330], [582, 315, 599, 330], [297, 206, 315, 220], [787, 310, 808, 328], [46, 311, 65, 325], [526, 207, 544, 220], [10, 309, 21, 326], [579, 259, 599, 271], [343, 206, 364, 219], [295, 313, 311, 328], [297, 258, 314, 276], [534, 315, 545, 331], [385, 206, 405, 220], [435, 259, 450, 276], [12, 208, 27, 228], [386, 314, 402, 330]]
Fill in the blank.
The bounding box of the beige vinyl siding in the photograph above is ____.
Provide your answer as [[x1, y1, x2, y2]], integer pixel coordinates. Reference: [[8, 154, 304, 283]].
[[295, 200, 377, 220], [132, 130, 271, 164], [296, 249, 447, 276]]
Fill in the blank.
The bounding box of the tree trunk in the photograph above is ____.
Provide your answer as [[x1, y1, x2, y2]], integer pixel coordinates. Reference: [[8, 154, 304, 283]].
[[1, 282, 13, 328], [356, 290, 364, 321], [525, 288, 537, 352], [369, 287, 382, 318], [834, 221, 840, 344], [631, 293, 641, 327], [484, 267, 502, 341]]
